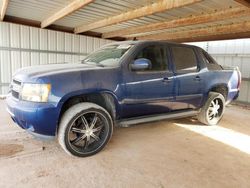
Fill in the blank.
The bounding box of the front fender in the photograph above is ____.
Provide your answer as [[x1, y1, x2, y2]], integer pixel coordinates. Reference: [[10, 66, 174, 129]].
[[56, 89, 121, 119]]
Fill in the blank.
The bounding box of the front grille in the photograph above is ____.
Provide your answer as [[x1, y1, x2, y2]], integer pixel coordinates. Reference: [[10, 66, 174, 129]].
[[10, 79, 22, 99]]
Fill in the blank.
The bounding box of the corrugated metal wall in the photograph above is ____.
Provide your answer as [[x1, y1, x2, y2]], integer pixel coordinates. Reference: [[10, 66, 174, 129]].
[[0, 22, 112, 94], [188, 39, 250, 104]]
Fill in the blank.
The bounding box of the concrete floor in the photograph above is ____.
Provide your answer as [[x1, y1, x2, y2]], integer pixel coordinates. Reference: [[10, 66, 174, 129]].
[[0, 100, 249, 188]]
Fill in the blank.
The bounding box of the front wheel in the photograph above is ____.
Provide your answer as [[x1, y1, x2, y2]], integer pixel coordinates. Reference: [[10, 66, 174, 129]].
[[58, 102, 113, 157], [198, 92, 225, 126]]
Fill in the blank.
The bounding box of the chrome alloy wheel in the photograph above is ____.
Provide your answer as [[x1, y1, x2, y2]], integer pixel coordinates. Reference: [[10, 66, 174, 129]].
[[207, 98, 223, 124], [67, 111, 109, 154]]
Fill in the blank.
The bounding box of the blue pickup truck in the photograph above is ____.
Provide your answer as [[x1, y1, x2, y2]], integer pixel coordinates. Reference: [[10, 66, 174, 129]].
[[6, 41, 241, 157]]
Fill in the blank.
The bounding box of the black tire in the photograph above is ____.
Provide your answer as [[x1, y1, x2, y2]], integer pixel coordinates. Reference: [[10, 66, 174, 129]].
[[197, 92, 225, 126], [58, 102, 113, 157]]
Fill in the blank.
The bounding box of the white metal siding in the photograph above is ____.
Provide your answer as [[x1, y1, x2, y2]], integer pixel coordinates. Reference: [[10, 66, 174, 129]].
[[188, 39, 250, 103], [0, 22, 112, 94]]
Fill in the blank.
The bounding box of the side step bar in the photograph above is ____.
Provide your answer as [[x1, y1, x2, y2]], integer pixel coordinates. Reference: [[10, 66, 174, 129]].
[[117, 110, 198, 127]]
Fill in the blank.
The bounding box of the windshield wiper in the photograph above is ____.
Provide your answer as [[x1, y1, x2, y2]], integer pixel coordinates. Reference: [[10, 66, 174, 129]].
[[95, 63, 105, 67], [82, 61, 105, 67]]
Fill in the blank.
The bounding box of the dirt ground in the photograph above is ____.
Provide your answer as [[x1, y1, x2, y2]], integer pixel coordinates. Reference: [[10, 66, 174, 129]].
[[0, 100, 249, 188]]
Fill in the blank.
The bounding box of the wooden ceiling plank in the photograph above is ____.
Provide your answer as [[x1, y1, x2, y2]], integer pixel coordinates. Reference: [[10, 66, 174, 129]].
[[74, 0, 203, 34], [41, 0, 94, 28]]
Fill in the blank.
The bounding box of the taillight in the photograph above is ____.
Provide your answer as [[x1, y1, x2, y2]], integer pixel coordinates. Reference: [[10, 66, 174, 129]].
[[236, 67, 241, 89]]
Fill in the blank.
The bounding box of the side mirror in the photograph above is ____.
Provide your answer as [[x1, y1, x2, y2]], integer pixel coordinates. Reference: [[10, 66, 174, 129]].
[[130, 58, 151, 71]]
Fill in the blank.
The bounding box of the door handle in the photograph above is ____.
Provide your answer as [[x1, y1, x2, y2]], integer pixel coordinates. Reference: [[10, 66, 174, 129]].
[[162, 77, 172, 83], [194, 76, 201, 81]]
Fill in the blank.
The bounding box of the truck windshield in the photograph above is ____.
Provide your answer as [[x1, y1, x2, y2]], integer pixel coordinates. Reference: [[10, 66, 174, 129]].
[[82, 44, 133, 67]]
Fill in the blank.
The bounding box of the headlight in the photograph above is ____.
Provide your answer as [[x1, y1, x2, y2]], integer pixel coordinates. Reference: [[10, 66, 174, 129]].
[[20, 84, 51, 102]]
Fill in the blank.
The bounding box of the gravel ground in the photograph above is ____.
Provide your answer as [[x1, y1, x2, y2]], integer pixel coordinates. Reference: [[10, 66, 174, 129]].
[[0, 100, 249, 188]]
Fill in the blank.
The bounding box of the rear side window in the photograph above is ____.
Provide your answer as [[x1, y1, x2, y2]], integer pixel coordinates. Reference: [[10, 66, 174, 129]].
[[135, 45, 167, 71], [202, 51, 216, 64], [171, 46, 197, 72], [201, 50, 220, 70]]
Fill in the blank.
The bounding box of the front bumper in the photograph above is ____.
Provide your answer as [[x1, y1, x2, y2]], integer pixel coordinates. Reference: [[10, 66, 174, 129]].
[[6, 94, 59, 138]]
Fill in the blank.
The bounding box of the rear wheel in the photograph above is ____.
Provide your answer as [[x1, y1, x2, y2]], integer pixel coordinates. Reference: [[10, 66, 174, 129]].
[[58, 102, 113, 157], [198, 92, 225, 126]]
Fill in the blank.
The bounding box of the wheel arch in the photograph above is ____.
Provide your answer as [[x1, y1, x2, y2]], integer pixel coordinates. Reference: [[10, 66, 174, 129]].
[[57, 90, 120, 133], [208, 83, 228, 101]]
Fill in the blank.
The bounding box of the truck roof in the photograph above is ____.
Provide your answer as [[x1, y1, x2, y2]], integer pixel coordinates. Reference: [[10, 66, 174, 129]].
[[105, 40, 199, 49]]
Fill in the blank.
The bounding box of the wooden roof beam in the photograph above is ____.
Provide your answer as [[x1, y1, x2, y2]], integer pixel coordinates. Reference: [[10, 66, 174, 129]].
[[103, 7, 250, 39], [172, 31, 250, 43], [137, 21, 250, 42], [234, 0, 250, 8], [0, 0, 9, 21], [41, 0, 94, 28], [74, 0, 203, 34]]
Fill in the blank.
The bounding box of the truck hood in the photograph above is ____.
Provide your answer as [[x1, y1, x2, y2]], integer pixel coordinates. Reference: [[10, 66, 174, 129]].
[[13, 63, 101, 81]]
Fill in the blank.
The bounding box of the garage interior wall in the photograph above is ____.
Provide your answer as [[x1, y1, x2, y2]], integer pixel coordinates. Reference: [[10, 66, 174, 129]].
[[188, 39, 250, 104], [0, 22, 112, 94]]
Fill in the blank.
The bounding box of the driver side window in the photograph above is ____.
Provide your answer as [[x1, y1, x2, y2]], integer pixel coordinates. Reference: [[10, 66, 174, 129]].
[[135, 45, 167, 71]]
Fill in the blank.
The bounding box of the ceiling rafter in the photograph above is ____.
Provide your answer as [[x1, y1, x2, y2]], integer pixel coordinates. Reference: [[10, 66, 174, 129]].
[[102, 7, 250, 39], [0, 0, 9, 21], [74, 0, 203, 34], [234, 0, 250, 8], [172, 31, 250, 43], [41, 0, 94, 28], [136, 21, 250, 42]]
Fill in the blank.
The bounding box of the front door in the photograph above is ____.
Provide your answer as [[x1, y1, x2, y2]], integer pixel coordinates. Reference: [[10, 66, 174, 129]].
[[122, 44, 175, 118]]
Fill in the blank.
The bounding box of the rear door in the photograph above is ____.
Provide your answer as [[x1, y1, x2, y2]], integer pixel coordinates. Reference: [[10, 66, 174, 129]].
[[170, 45, 204, 110]]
